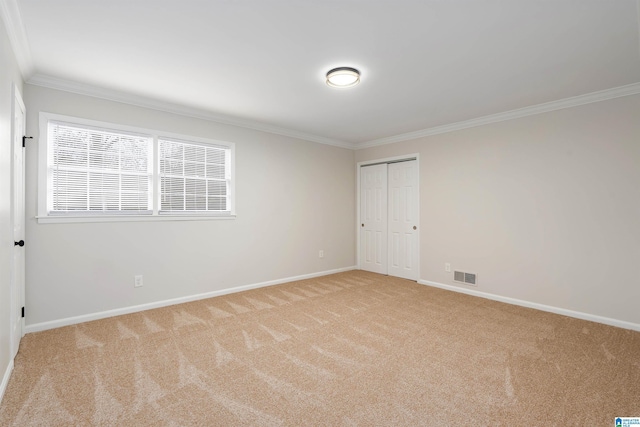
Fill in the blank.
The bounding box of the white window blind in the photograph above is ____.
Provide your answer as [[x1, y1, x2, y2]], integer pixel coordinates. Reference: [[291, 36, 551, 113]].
[[47, 121, 153, 214], [39, 113, 235, 222], [159, 139, 230, 213]]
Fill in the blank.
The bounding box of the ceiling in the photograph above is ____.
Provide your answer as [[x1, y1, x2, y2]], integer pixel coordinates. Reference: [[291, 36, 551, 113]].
[[4, 1, 640, 148]]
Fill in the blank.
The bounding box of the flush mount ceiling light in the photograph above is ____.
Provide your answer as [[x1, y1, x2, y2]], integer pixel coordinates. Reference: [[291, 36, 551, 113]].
[[326, 67, 360, 88]]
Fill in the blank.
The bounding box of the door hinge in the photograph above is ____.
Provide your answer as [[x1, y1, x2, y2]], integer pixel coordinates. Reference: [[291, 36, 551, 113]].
[[21, 307, 25, 318], [22, 136, 33, 148]]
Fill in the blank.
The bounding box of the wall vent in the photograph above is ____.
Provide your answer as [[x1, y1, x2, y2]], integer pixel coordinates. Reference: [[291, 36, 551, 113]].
[[464, 272, 476, 286], [454, 270, 477, 286], [453, 271, 464, 282]]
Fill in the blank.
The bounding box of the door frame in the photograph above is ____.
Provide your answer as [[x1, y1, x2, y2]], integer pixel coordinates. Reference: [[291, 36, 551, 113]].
[[356, 153, 420, 279], [10, 83, 26, 357]]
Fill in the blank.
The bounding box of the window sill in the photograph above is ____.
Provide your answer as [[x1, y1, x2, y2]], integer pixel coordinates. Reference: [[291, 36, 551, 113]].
[[36, 214, 237, 224]]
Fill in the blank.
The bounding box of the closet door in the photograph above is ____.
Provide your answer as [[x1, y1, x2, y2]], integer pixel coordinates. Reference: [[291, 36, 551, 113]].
[[388, 160, 419, 280], [360, 164, 388, 274]]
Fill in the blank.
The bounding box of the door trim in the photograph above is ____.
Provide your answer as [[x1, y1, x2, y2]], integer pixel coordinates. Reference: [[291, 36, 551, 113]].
[[356, 153, 420, 279]]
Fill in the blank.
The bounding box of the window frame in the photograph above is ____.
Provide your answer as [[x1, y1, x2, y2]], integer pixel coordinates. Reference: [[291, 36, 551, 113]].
[[37, 112, 236, 223]]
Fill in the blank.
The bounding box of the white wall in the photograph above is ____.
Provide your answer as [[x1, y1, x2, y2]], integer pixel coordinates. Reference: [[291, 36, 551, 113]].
[[0, 16, 24, 395], [23, 85, 355, 327], [356, 94, 640, 326]]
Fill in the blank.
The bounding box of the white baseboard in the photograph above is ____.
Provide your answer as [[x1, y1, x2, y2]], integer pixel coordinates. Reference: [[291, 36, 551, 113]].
[[418, 279, 640, 332], [0, 359, 14, 405], [25, 266, 357, 334]]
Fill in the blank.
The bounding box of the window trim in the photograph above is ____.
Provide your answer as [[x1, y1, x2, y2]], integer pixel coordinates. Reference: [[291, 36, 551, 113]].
[[37, 112, 236, 223]]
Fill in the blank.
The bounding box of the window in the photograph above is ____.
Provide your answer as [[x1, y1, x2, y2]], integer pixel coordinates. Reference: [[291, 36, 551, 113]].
[[48, 121, 153, 214], [38, 113, 235, 223], [159, 138, 230, 213]]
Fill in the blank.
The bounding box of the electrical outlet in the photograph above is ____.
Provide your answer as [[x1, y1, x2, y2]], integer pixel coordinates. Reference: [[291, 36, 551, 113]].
[[319, 250, 324, 258], [445, 263, 451, 272], [134, 275, 143, 288]]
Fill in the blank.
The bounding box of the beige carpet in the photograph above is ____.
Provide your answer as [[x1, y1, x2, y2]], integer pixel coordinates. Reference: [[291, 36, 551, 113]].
[[1, 270, 639, 426]]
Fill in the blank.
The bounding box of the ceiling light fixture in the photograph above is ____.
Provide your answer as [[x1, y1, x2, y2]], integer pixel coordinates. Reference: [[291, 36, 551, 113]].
[[326, 67, 360, 88]]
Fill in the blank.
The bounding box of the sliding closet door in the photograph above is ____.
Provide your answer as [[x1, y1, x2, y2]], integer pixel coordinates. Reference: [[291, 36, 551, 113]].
[[360, 164, 388, 274], [388, 160, 419, 280]]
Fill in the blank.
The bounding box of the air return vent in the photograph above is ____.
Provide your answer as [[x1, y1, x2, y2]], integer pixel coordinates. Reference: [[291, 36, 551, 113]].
[[464, 273, 476, 286], [454, 270, 477, 286]]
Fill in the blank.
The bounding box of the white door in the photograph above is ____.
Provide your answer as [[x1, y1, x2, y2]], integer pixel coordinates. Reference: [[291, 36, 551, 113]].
[[388, 161, 419, 280], [10, 87, 26, 358], [360, 164, 388, 274]]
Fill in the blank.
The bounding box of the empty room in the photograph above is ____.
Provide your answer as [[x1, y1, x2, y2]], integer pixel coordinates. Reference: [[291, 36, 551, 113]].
[[1, 1, 639, 425]]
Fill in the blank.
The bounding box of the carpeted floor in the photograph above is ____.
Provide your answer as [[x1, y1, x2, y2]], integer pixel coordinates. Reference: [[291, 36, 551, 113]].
[[1, 270, 639, 426]]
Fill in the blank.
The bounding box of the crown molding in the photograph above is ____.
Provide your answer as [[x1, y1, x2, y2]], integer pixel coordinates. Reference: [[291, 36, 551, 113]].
[[24, 74, 640, 152], [26, 74, 355, 149], [0, 0, 34, 78], [355, 82, 640, 149]]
